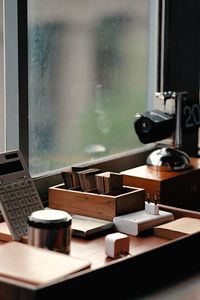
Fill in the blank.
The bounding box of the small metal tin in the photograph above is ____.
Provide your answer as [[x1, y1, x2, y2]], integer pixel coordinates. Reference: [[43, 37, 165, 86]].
[[27, 209, 72, 254]]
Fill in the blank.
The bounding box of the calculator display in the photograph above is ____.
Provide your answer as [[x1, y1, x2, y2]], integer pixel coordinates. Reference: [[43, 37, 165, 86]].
[[0, 160, 23, 176]]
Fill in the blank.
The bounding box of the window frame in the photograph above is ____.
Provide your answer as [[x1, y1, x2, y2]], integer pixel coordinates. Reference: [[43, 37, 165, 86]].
[[0, 0, 4, 153], [18, 0, 29, 163], [3, 0, 19, 151]]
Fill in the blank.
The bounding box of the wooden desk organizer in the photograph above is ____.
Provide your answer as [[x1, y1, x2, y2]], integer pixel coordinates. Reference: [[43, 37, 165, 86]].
[[121, 157, 200, 210], [48, 184, 145, 221]]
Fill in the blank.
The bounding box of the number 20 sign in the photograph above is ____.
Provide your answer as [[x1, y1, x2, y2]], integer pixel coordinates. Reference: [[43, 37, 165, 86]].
[[183, 104, 200, 130]]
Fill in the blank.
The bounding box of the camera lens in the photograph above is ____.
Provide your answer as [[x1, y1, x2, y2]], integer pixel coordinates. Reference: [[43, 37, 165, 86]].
[[138, 118, 152, 133], [134, 109, 175, 144]]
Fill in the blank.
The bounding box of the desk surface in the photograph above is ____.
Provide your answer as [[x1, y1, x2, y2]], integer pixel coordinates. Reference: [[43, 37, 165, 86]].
[[68, 233, 200, 300], [0, 228, 168, 269], [1, 237, 200, 300], [71, 232, 168, 269], [0, 205, 200, 299], [1, 232, 200, 300]]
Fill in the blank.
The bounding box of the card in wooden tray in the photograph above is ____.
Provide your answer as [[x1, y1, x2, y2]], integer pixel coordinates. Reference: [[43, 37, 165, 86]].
[[95, 171, 123, 194], [77, 168, 101, 191], [0, 241, 91, 286], [153, 217, 200, 239]]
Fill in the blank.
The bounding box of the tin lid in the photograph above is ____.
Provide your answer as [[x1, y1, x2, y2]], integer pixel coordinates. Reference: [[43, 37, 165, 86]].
[[27, 209, 72, 229]]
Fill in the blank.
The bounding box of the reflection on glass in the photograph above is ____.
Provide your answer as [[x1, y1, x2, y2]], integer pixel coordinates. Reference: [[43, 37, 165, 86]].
[[28, 0, 150, 175]]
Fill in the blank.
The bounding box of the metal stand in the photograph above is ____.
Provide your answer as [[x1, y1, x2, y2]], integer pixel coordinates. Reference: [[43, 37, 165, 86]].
[[146, 91, 191, 171]]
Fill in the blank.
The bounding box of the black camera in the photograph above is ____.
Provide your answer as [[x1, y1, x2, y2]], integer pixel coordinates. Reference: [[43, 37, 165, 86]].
[[134, 92, 193, 171], [134, 109, 175, 144]]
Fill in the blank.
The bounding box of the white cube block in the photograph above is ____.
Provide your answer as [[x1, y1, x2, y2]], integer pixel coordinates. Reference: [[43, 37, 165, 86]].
[[105, 232, 130, 258]]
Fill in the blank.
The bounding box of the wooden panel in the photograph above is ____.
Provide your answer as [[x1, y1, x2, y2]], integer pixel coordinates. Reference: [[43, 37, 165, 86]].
[[0, 241, 91, 286]]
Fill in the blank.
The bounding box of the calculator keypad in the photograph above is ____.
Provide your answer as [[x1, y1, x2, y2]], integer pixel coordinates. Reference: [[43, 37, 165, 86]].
[[0, 177, 44, 240]]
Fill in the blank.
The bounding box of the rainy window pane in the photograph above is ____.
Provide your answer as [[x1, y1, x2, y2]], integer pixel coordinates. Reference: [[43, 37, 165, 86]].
[[28, 0, 151, 175]]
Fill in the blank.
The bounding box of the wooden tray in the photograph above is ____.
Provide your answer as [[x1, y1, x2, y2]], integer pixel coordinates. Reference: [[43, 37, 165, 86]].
[[1, 204, 200, 299], [48, 184, 145, 221]]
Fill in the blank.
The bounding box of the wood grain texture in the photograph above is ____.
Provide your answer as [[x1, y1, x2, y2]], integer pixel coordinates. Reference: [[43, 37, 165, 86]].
[[154, 217, 200, 239], [121, 157, 200, 210], [0, 205, 200, 299], [48, 184, 145, 221], [0, 241, 91, 286]]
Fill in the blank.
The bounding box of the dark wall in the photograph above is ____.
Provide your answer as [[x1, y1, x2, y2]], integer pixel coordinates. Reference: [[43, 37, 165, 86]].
[[163, 0, 200, 156]]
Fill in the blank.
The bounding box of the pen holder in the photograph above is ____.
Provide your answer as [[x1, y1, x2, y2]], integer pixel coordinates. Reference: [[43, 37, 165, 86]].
[[48, 184, 145, 221], [27, 209, 72, 254]]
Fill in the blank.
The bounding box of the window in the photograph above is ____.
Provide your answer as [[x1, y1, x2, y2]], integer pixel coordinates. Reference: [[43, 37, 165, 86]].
[[23, 0, 157, 176], [1, 1, 200, 202], [2, 0, 158, 198]]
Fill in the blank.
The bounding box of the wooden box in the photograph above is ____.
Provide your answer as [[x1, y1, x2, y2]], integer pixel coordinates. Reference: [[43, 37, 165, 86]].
[[48, 184, 145, 221], [121, 157, 200, 210]]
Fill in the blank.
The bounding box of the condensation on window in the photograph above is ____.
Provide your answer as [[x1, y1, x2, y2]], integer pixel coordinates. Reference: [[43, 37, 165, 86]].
[[28, 0, 149, 175]]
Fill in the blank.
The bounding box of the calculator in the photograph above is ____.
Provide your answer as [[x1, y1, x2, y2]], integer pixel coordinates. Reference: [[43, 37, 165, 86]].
[[0, 149, 44, 241]]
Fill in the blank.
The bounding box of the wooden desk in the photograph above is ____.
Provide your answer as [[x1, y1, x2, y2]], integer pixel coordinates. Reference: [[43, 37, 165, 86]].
[[0, 205, 200, 299], [71, 232, 167, 270]]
